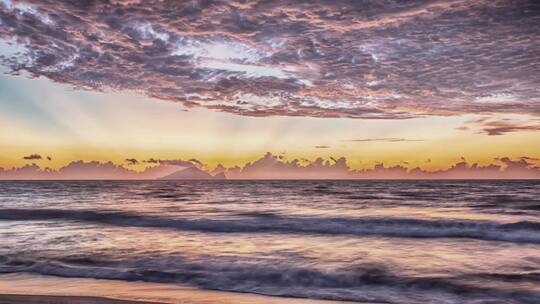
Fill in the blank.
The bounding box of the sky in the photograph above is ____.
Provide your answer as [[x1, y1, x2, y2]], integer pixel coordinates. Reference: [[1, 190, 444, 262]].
[[0, 0, 539, 179]]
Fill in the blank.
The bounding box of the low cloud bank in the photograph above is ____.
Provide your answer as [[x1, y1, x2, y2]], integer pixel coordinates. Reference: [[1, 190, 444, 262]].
[[2, 153, 540, 180]]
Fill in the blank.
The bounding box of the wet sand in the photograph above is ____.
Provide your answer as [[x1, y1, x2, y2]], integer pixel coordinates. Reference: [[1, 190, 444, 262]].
[[0, 274, 375, 304], [0, 294, 163, 304]]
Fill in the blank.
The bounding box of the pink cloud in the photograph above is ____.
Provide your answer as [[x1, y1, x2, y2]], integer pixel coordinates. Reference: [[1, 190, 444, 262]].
[[2, 154, 540, 180], [0, 1, 539, 119]]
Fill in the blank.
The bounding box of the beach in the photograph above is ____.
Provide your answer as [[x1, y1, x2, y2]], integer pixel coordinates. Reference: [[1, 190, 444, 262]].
[[0, 274, 367, 304], [0, 294, 161, 304]]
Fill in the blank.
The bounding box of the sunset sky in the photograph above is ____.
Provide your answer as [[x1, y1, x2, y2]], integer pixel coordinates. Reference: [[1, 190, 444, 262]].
[[1, 0, 539, 178]]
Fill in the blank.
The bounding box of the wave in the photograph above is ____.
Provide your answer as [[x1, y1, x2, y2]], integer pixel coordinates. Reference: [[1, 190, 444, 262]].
[[0, 208, 539, 244], [0, 254, 538, 304]]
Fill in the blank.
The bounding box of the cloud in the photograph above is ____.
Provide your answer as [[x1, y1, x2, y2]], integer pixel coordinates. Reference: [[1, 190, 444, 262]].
[[462, 117, 540, 135], [22, 153, 42, 160], [219, 153, 540, 179], [343, 138, 424, 143], [143, 158, 160, 164], [314, 145, 330, 149], [521, 156, 540, 161], [142, 158, 199, 167], [125, 158, 139, 165], [155, 159, 199, 168], [2, 153, 540, 180], [0, 1, 539, 119], [0, 160, 180, 180], [481, 122, 540, 136]]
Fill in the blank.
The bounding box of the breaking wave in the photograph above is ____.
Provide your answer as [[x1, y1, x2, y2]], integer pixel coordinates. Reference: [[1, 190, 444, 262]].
[[0, 208, 539, 244], [0, 254, 538, 304]]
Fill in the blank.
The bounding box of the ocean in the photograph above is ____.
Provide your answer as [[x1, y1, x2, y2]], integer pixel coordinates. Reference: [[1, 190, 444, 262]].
[[0, 180, 539, 304]]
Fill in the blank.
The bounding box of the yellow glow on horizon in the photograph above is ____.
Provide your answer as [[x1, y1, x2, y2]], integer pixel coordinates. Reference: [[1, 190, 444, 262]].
[[1, 74, 539, 172]]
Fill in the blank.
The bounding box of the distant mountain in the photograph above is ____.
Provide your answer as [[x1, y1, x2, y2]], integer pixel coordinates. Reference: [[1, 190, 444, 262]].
[[213, 172, 227, 180], [158, 166, 226, 180]]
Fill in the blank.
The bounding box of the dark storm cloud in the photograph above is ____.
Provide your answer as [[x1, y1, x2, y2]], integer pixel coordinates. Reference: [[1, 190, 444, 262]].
[[1, 0, 540, 118], [22, 153, 41, 160]]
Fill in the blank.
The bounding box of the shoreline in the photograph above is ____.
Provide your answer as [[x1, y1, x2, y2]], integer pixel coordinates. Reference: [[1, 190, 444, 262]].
[[0, 294, 164, 304], [0, 273, 376, 304]]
